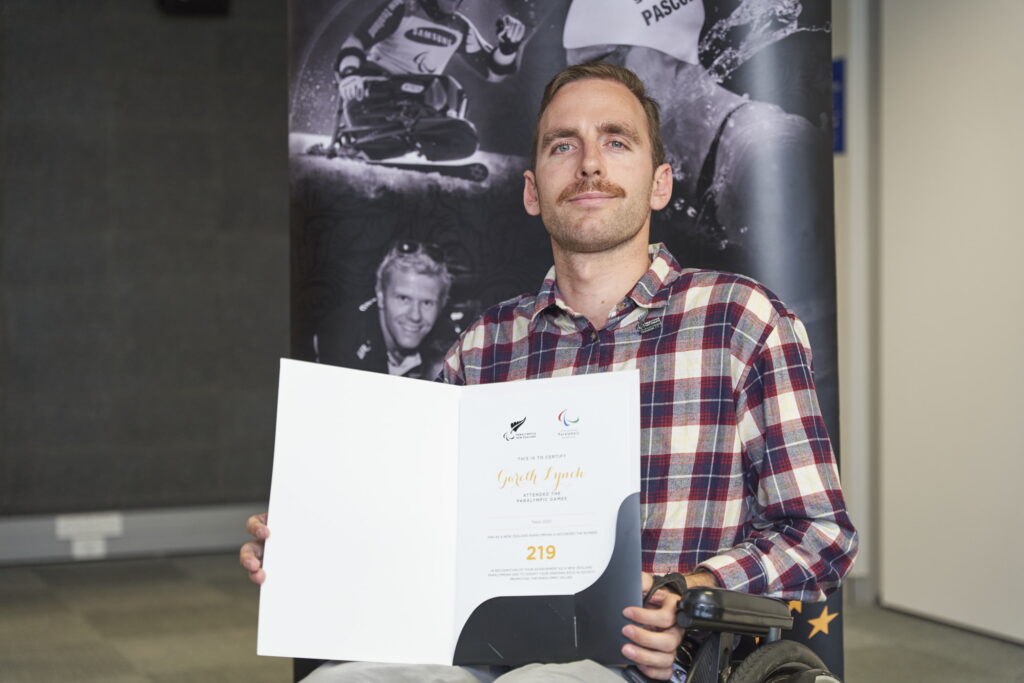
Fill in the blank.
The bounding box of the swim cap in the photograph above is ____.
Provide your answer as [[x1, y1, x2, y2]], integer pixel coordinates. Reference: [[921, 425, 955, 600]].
[[563, 0, 705, 65]]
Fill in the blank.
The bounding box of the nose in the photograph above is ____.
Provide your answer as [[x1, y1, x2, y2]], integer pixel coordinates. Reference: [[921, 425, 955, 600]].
[[578, 141, 603, 178], [408, 301, 423, 322]]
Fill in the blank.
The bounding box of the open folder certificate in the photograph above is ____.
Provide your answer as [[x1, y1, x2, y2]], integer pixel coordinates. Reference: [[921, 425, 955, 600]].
[[258, 360, 641, 666]]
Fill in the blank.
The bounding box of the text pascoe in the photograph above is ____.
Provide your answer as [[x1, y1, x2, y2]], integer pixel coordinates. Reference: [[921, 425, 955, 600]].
[[641, 0, 695, 27], [498, 466, 585, 491]]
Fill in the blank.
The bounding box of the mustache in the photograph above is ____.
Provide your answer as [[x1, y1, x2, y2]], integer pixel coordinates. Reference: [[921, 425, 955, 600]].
[[557, 178, 626, 203]]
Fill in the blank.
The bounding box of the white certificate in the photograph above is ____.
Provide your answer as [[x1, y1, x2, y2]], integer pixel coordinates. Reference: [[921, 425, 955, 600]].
[[258, 360, 641, 666]]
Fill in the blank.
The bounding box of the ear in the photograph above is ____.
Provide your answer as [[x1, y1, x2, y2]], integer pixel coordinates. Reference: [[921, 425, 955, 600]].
[[649, 162, 673, 211], [523, 170, 542, 216]]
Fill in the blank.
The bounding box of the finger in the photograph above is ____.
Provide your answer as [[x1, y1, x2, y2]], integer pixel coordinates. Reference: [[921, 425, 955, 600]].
[[621, 640, 676, 672], [246, 513, 269, 540], [623, 623, 683, 653], [240, 540, 267, 586], [645, 588, 682, 608], [501, 25, 522, 43], [240, 538, 264, 560], [239, 541, 264, 571], [248, 567, 267, 586], [623, 603, 679, 631], [640, 572, 654, 593]]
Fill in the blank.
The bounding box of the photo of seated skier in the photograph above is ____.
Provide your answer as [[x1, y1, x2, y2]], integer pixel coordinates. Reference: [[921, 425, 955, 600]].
[[320, 0, 526, 162]]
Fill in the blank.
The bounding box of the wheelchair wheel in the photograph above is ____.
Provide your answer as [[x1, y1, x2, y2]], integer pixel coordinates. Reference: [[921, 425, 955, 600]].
[[726, 640, 839, 682]]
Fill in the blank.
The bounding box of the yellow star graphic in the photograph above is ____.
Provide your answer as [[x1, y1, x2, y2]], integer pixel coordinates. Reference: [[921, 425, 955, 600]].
[[807, 605, 839, 639], [788, 600, 803, 614]]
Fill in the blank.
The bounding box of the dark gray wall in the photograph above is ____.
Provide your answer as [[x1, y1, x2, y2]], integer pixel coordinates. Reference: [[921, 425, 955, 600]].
[[0, 1, 289, 514]]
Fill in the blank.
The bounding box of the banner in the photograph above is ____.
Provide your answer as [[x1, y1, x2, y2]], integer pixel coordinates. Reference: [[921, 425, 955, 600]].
[[288, 0, 842, 675]]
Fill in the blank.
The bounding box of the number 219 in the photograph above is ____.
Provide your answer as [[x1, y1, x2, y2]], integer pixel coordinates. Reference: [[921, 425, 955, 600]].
[[527, 545, 556, 560]]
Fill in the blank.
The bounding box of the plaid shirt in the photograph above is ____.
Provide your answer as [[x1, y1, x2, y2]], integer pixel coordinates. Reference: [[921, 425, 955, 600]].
[[442, 244, 857, 601]]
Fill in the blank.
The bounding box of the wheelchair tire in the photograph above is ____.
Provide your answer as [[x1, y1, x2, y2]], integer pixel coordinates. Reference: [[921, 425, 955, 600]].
[[726, 640, 839, 683]]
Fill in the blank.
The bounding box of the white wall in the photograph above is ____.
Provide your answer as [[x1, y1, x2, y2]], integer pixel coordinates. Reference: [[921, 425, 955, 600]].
[[878, 0, 1024, 642], [831, 0, 876, 587]]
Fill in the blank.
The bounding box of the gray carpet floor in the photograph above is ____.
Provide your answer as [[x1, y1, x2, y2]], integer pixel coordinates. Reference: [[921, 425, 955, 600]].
[[0, 554, 1020, 682]]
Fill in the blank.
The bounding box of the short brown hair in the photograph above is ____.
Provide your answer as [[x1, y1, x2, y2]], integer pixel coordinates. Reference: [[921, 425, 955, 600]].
[[530, 61, 665, 170]]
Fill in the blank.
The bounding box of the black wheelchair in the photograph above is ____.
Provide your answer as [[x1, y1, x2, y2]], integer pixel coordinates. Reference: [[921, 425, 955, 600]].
[[293, 586, 839, 682], [659, 586, 840, 682]]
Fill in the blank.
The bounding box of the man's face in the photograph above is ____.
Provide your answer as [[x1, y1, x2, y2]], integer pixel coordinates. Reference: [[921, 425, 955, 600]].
[[378, 269, 444, 353], [524, 78, 672, 254]]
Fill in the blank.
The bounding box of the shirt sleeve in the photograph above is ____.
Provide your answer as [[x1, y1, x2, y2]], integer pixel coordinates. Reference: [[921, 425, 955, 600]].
[[696, 301, 858, 601], [439, 337, 466, 385], [353, 0, 405, 47], [458, 12, 494, 56]]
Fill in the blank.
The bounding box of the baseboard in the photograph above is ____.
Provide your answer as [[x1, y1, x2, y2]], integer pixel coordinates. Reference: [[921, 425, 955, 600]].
[[0, 503, 266, 565]]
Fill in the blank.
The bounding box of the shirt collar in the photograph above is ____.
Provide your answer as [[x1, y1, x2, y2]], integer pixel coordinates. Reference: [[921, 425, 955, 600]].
[[529, 243, 683, 322], [627, 243, 682, 309], [387, 351, 422, 377]]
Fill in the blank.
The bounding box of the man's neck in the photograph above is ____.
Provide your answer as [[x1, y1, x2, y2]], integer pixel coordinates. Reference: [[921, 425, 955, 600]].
[[379, 327, 415, 367], [551, 233, 652, 330]]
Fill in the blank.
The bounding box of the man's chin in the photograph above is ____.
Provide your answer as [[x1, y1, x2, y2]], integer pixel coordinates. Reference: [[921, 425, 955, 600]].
[[549, 227, 641, 255], [393, 338, 426, 353]]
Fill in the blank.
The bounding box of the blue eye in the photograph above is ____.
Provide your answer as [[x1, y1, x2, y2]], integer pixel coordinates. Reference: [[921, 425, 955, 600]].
[[609, 140, 626, 149], [554, 142, 572, 153]]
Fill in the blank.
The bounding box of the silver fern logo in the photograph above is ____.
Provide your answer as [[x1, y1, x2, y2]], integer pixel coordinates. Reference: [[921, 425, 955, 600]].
[[503, 417, 535, 441], [503, 417, 526, 441]]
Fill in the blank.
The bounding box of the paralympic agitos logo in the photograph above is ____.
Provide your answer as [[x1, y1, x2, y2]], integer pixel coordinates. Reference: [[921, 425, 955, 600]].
[[557, 409, 580, 427], [557, 409, 581, 438]]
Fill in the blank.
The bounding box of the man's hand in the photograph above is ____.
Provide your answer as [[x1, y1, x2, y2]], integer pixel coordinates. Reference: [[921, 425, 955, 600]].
[[240, 512, 269, 585], [621, 572, 685, 680], [495, 15, 525, 54], [337, 73, 368, 102]]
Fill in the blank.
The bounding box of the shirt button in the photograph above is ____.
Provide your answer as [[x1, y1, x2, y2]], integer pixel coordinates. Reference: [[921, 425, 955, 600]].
[[590, 331, 598, 342]]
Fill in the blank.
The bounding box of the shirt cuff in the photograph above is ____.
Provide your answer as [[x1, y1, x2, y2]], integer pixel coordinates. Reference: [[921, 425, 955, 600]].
[[696, 546, 769, 595]]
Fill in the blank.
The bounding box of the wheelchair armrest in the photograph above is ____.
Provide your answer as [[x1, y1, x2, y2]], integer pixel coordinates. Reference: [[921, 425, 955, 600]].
[[675, 587, 793, 638]]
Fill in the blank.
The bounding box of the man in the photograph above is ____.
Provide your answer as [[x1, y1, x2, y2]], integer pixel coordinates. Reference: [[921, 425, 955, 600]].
[[315, 241, 452, 380], [326, 0, 526, 160], [244, 62, 857, 682]]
